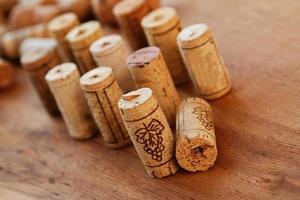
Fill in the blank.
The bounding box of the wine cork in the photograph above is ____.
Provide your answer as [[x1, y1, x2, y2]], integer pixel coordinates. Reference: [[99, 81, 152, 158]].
[[46, 63, 97, 139], [127, 47, 180, 126], [89, 34, 136, 92], [1, 23, 48, 59], [48, 12, 79, 62], [177, 23, 231, 100], [20, 37, 57, 56], [118, 88, 179, 178], [66, 20, 103, 75], [142, 7, 189, 85], [176, 97, 217, 172], [113, 0, 151, 50], [80, 67, 131, 148], [8, 4, 60, 29], [146, 0, 160, 10], [21, 46, 61, 117], [0, 59, 15, 89], [57, 0, 92, 21], [91, 0, 120, 25]]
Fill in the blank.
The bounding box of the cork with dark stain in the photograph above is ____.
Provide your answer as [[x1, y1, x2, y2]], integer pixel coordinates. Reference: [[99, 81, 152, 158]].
[[127, 47, 179, 126]]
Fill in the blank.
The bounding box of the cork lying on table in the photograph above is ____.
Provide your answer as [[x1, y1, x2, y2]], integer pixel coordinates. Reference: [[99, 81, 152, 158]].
[[142, 7, 189, 85], [177, 23, 231, 100], [46, 63, 97, 140], [48, 12, 79, 62], [127, 46, 180, 126], [113, 0, 151, 50], [118, 88, 179, 178], [80, 67, 131, 148], [21, 43, 61, 117], [176, 97, 217, 172], [89, 34, 136, 93], [66, 20, 103, 75]]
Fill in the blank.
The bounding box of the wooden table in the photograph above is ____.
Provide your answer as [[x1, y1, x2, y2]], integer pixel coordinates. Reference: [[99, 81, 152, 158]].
[[0, 0, 299, 199]]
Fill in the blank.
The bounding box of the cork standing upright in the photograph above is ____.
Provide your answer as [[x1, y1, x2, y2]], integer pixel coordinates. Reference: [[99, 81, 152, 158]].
[[177, 23, 231, 100], [113, 0, 151, 50], [118, 88, 179, 178], [127, 47, 180, 126], [89, 34, 136, 92], [91, 0, 120, 25], [1, 23, 48, 59], [46, 63, 97, 139], [176, 97, 217, 172], [142, 7, 189, 84], [146, 0, 160, 10], [21, 44, 60, 117], [48, 12, 79, 62], [80, 67, 131, 148], [66, 21, 103, 75]]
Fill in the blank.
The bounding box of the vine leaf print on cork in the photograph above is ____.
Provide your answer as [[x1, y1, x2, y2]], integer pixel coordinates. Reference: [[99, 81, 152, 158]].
[[176, 97, 217, 172], [192, 106, 214, 131], [135, 118, 165, 161], [118, 88, 179, 178]]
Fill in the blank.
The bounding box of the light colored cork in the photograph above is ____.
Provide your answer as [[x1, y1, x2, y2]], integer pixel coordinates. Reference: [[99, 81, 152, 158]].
[[91, 0, 120, 25], [80, 67, 131, 148], [0, 59, 15, 89], [20, 37, 57, 56], [66, 20, 103, 75], [142, 7, 189, 85], [113, 0, 151, 50], [127, 46, 180, 126], [1, 23, 48, 59], [48, 12, 79, 62], [177, 23, 231, 100], [118, 88, 179, 178], [176, 97, 217, 172], [21, 45, 61, 117], [89, 34, 136, 93], [46, 63, 97, 139]]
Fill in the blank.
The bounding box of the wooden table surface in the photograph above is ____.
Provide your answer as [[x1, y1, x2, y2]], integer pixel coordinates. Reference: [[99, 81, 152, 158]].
[[1, 0, 300, 199]]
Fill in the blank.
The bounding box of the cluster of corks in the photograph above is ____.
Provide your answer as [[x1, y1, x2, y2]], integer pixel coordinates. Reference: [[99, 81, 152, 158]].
[[0, 0, 232, 178]]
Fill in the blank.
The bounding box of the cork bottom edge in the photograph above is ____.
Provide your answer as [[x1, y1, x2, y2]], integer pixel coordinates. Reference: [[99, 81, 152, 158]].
[[199, 83, 232, 101], [145, 157, 179, 178], [104, 138, 132, 149]]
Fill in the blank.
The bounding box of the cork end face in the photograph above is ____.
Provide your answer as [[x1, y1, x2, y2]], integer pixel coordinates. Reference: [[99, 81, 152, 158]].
[[90, 34, 122, 55], [66, 21, 101, 43], [80, 66, 113, 88], [113, 0, 144, 16], [21, 47, 54, 69], [48, 12, 78, 32], [142, 7, 177, 31], [45, 62, 77, 82], [177, 23, 210, 49], [20, 38, 57, 56], [176, 134, 217, 172], [118, 88, 153, 110], [127, 46, 160, 68]]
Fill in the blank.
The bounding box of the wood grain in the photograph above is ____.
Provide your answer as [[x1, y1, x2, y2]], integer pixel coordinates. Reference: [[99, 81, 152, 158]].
[[0, 0, 300, 199]]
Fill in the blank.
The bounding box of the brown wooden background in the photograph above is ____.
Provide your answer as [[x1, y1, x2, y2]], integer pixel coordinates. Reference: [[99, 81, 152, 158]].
[[0, 0, 300, 199]]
